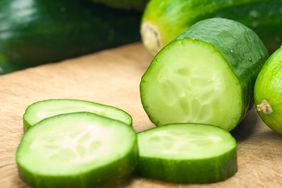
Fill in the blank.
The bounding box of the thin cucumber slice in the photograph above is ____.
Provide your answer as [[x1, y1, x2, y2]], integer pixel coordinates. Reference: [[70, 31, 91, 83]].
[[16, 112, 138, 188], [140, 18, 268, 131], [23, 99, 132, 131], [136, 124, 237, 183]]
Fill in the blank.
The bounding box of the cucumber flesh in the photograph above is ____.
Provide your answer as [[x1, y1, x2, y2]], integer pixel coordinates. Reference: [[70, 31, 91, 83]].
[[23, 99, 132, 131], [141, 39, 242, 131], [17, 112, 138, 188], [136, 124, 237, 183]]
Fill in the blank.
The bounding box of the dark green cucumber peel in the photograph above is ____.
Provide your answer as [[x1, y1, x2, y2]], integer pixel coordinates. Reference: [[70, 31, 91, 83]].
[[23, 99, 132, 131], [92, 0, 148, 11], [136, 124, 237, 183], [0, 0, 141, 74], [17, 112, 138, 188], [141, 0, 282, 54], [140, 18, 268, 131]]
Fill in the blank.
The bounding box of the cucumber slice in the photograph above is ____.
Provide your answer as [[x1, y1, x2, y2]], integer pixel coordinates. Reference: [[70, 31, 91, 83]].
[[140, 18, 268, 131], [17, 112, 138, 188], [254, 47, 282, 134], [23, 99, 132, 131], [136, 124, 237, 183]]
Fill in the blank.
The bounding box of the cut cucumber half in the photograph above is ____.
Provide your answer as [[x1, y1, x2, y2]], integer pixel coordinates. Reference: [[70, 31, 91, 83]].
[[17, 112, 138, 188], [136, 124, 237, 183], [140, 18, 268, 131], [254, 47, 282, 134], [23, 99, 132, 131]]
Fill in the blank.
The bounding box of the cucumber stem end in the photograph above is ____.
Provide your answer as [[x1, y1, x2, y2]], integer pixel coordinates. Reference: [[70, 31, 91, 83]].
[[257, 99, 273, 114], [141, 22, 161, 55]]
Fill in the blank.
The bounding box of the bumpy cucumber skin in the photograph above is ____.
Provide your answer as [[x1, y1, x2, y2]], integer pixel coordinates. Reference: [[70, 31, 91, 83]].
[[142, 0, 281, 53], [136, 124, 237, 183], [23, 99, 133, 131], [0, 0, 140, 74], [177, 18, 268, 119], [254, 47, 282, 134], [17, 112, 138, 188], [92, 0, 148, 11]]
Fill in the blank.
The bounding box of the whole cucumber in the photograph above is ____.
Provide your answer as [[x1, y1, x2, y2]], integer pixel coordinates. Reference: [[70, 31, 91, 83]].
[[0, 0, 141, 74], [141, 0, 282, 54]]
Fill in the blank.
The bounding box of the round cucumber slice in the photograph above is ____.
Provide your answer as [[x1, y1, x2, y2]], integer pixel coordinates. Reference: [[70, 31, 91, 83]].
[[17, 112, 138, 188], [141, 39, 242, 130], [136, 124, 237, 183], [254, 47, 282, 134], [140, 18, 268, 131], [23, 99, 132, 131]]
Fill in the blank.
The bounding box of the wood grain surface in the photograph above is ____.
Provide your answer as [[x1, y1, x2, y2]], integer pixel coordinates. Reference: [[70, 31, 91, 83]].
[[0, 43, 281, 188]]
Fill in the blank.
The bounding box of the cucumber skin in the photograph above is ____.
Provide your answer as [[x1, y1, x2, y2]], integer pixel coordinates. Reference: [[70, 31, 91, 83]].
[[136, 148, 237, 183], [17, 112, 138, 188], [142, 0, 282, 53], [92, 0, 148, 11], [177, 18, 268, 120], [0, 0, 141, 74]]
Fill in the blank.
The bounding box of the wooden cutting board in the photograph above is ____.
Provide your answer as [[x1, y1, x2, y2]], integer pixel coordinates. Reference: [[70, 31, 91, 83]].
[[0, 43, 281, 188]]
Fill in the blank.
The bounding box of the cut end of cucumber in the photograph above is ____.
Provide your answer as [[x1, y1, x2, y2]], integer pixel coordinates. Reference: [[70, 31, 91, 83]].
[[141, 39, 242, 131], [256, 99, 273, 115], [137, 124, 237, 183], [141, 22, 162, 55]]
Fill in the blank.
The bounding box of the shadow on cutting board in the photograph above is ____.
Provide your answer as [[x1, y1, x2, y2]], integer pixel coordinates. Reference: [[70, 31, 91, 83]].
[[231, 108, 260, 142]]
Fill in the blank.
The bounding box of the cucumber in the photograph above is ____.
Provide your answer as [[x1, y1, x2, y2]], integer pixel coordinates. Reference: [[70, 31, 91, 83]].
[[254, 47, 282, 134], [140, 18, 268, 131], [141, 0, 282, 54], [136, 124, 237, 183], [0, 0, 140, 74], [92, 0, 148, 11], [23, 99, 132, 131], [17, 112, 138, 188]]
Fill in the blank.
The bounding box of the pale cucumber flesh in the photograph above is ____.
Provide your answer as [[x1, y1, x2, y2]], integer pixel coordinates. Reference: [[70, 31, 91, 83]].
[[17, 112, 138, 188], [137, 124, 237, 183], [141, 39, 242, 131], [23, 99, 132, 131]]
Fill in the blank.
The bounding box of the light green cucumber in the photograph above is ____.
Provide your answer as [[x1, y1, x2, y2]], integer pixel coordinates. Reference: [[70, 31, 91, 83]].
[[254, 47, 282, 134]]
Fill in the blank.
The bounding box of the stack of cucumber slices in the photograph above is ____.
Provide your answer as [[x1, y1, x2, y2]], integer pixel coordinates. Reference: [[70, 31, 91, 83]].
[[17, 99, 137, 188]]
